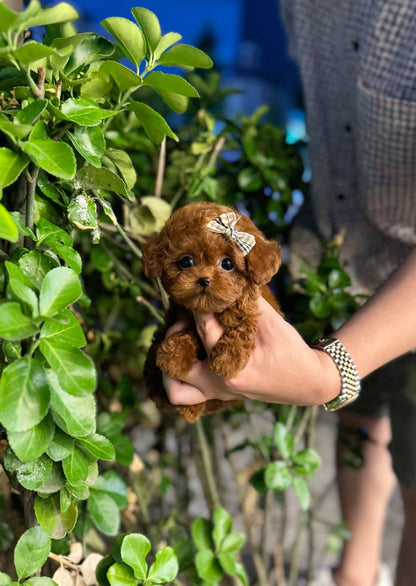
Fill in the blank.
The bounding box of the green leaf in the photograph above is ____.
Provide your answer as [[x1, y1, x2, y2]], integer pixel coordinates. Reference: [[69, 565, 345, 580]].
[[99, 61, 142, 93], [153, 32, 182, 60], [40, 341, 95, 396], [0, 302, 38, 341], [238, 167, 263, 191], [158, 44, 213, 69], [195, 550, 223, 583], [0, 115, 32, 141], [0, 357, 50, 432], [107, 563, 137, 586], [41, 340, 95, 396], [36, 461, 65, 494], [15, 100, 47, 125], [20, 2, 79, 29], [2, 340, 21, 361], [36, 218, 73, 248], [10, 211, 36, 239], [39, 266, 82, 317], [0, 148, 30, 189], [128, 101, 178, 143], [104, 150, 137, 190], [8, 415, 55, 461], [147, 547, 178, 583], [0, 204, 19, 243], [49, 371, 96, 438], [46, 428, 74, 461], [6, 452, 53, 490], [62, 445, 90, 485], [18, 250, 57, 291], [57, 98, 116, 126], [25, 578, 62, 586], [264, 461, 293, 492], [40, 309, 86, 348], [309, 295, 331, 319], [12, 41, 58, 66], [67, 126, 106, 167], [218, 552, 238, 576], [0, 572, 11, 586], [30, 120, 49, 141], [212, 507, 232, 550], [293, 448, 322, 477], [79, 434, 115, 461], [131, 7, 161, 53], [6, 261, 39, 316], [14, 527, 51, 581], [0, 3, 18, 33], [120, 533, 150, 579], [292, 475, 311, 511], [157, 91, 189, 114], [191, 517, 213, 551], [87, 491, 120, 536], [91, 470, 127, 509], [101, 17, 145, 68], [220, 532, 245, 554], [144, 71, 199, 97], [34, 493, 77, 539], [68, 195, 98, 231], [273, 421, 295, 460], [22, 139, 76, 180], [74, 166, 132, 200]]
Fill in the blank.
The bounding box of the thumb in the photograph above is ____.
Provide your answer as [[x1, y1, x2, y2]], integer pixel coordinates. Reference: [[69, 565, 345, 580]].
[[193, 312, 223, 355]]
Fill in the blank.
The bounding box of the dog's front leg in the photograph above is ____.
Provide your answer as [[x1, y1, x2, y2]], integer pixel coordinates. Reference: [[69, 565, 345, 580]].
[[156, 330, 202, 379], [208, 309, 257, 379]]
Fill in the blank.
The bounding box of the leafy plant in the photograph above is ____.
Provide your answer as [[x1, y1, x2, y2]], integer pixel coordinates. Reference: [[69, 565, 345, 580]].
[[96, 533, 178, 586], [192, 507, 248, 586], [251, 421, 321, 511], [0, 0, 212, 576]]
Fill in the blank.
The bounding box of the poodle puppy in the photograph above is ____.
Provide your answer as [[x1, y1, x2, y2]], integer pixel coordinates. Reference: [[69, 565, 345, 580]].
[[142, 201, 282, 422]]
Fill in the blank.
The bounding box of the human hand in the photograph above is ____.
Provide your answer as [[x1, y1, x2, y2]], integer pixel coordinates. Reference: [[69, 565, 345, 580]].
[[163, 297, 341, 407]]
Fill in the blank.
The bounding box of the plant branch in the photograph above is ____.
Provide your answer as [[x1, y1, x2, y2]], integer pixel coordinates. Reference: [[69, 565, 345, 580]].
[[154, 136, 166, 198], [48, 552, 80, 572], [194, 419, 220, 510], [25, 164, 39, 241]]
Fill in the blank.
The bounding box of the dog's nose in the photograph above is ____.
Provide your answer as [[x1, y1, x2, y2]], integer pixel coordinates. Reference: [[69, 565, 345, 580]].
[[198, 276, 211, 288]]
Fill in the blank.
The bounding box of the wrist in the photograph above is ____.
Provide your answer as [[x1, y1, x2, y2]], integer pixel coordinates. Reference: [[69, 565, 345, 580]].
[[312, 348, 343, 404], [312, 338, 361, 410]]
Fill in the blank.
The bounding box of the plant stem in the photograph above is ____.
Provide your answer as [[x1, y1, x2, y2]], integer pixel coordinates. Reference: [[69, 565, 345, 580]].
[[115, 223, 143, 260], [154, 136, 166, 198], [194, 419, 220, 510], [25, 164, 39, 245]]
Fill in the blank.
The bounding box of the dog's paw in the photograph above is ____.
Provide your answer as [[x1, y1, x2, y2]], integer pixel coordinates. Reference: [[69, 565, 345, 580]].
[[208, 342, 250, 379], [156, 332, 199, 379], [178, 403, 206, 423]]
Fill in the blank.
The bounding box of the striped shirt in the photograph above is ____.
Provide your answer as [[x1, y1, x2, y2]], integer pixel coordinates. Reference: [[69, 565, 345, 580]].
[[279, 0, 416, 291]]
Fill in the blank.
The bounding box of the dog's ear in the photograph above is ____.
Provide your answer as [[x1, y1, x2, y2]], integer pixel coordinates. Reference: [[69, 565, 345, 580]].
[[142, 233, 165, 279], [236, 215, 281, 285], [246, 236, 281, 285]]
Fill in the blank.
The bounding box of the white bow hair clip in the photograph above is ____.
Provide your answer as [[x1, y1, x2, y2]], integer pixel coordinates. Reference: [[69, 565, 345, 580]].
[[206, 212, 256, 256]]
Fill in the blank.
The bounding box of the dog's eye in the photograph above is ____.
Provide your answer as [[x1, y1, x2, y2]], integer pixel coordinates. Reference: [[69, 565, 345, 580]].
[[179, 256, 194, 269], [221, 258, 234, 271]]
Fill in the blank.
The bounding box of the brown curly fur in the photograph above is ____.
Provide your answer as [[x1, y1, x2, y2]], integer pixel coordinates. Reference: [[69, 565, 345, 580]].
[[142, 202, 282, 422]]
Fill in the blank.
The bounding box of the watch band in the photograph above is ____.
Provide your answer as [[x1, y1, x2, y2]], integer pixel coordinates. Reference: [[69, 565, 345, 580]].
[[312, 337, 361, 411]]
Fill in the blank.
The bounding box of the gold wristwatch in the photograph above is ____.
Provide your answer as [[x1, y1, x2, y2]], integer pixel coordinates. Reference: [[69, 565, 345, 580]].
[[312, 337, 361, 411]]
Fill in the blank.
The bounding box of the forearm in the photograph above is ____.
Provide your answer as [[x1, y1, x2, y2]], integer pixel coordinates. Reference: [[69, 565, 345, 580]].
[[334, 248, 416, 379]]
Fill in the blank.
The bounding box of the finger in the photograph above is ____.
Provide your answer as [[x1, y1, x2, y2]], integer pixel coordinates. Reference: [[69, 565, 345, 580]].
[[193, 312, 224, 355], [165, 320, 186, 338], [163, 373, 207, 405]]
